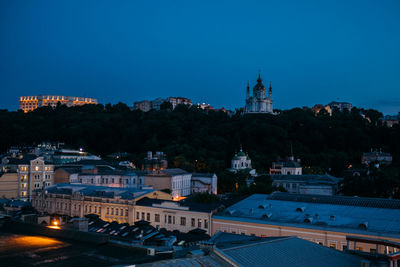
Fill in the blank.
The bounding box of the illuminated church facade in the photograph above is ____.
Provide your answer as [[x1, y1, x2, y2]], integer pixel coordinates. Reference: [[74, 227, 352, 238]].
[[244, 74, 274, 114]]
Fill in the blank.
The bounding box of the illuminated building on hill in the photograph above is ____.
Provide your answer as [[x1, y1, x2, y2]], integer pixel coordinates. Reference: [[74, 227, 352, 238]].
[[19, 95, 98, 113]]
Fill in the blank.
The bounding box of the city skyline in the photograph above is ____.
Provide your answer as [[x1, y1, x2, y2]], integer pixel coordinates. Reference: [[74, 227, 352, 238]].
[[1, 0, 400, 114]]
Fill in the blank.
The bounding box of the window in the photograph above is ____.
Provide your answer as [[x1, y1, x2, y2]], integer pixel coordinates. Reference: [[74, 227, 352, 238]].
[[204, 219, 208, 229], [370, 248, 376, 253], [111, 208, 114, 215], [99, 207, 101, 214], [155, 214, 160, 222], [94, 206, 97, 213], [146, 213, 150, 221], [168, 215, 172, 224], [121, 209, 123, 216], [115, 209, 118, 215], [191, 218, 195, 227], [125, 209, 128, 216], [198, 219, 202, 228], [173, 216, 175, 224], [89, 206, 92, 213], [329, 243, 336, 249], [142, 212, 145, 220], [107, 208, 109, 215], [180, 217, 186, 226], [342, 245, 347, 251], [136, 212, 139, 219], [112, 178, 114, 183]]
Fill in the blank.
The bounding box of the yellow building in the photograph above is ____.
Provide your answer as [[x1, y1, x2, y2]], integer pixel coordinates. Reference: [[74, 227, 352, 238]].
[[19, 95, 98, 113], [2, 155, 54, 200], [0, 172, 19, 198]]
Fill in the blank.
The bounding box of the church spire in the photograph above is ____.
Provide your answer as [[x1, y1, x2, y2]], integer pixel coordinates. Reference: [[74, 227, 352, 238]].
[[268, 81, 272, 97], [257, 71, 262, 83], [246, 81, 250, 99]]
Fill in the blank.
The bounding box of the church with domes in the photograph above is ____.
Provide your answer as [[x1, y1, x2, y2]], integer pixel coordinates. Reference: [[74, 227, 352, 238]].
[[244, 73, 274, 114], [229, 148, 257, 176]]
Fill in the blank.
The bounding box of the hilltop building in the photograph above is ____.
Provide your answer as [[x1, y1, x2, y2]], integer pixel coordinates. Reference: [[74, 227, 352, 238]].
[[380, 113, 400, 127], [19, 95, 97, 113], [362, 149, 392, 166], [134, 97, 193, 112], [142, 151, 168, 171], [229, 148, 256, 176], [270, 156, 302, 175], [244, 74, 274, 114]]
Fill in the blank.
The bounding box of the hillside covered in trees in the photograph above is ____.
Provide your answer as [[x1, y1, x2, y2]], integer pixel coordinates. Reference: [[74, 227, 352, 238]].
[[0, 103, 399, 197]]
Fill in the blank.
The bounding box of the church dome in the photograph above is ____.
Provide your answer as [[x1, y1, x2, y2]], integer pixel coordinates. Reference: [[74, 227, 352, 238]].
[[253, 73, 266, 91], [237, 151, 246, 157]]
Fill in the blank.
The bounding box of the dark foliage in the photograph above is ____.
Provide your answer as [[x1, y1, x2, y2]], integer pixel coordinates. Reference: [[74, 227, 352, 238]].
[[2, 103, 400, 197]]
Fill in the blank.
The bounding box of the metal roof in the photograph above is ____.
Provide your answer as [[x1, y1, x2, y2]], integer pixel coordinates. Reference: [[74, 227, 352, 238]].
[[45, 183, 156, 200], [220, 236, 364, 267], [217, 193, 400, 237]]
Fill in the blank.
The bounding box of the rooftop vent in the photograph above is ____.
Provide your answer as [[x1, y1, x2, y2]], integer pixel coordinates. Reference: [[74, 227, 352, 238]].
[[296, 207, 306, 212], [262, 213, 272, 219], [358, 222, 368, 230], [226, 209, 236, 215], [304, 217, 313, 223]]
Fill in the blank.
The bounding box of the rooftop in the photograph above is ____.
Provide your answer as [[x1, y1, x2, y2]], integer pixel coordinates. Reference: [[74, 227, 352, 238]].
[[136, 197, 223, 213], [44, 183, 163, 200], [215, 193, 400, 237], [271, 174, 342, 184]]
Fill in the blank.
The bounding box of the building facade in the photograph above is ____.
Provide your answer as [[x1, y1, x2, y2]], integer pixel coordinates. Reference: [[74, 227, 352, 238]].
[[271, 174, 342, 195], [229, 149, 256, 175], [244, 74, 273, 114], [144, 168, 191, 199], [362, 149, 393, 166], [0, 172, 19, 198], [142, 151, 168, 171], [31, 184, 219, 234], [32, 184, 171, 224], [191, 173, 218, 195], [133, 97, 193, 112], [19, 95, 97, 113], [212, 193, 400, 253], [270, 157, 302, 175], [1, 155, 54, 200]]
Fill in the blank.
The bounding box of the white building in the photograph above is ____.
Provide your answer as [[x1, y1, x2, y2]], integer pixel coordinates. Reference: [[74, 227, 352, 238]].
[[191, 173, 218, 195], [145, 168, 192, 199], [229, 149, 256, 175], [244, 74, 274, 114], [270, 157, 302, 175]]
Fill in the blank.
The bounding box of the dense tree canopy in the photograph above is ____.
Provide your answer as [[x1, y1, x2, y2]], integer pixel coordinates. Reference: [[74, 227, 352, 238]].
[[0, 103, 399, 196]]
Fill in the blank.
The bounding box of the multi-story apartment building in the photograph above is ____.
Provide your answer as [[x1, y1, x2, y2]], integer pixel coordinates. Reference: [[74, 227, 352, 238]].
[[19, 95, 98, 113], [212, 192, 400, 253], [1, 155, 54, 200], [31, 184, 220, 234]]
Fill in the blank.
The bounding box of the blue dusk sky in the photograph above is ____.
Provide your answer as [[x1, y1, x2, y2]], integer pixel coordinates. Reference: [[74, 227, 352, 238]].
[[0, 0, 399, 114]]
